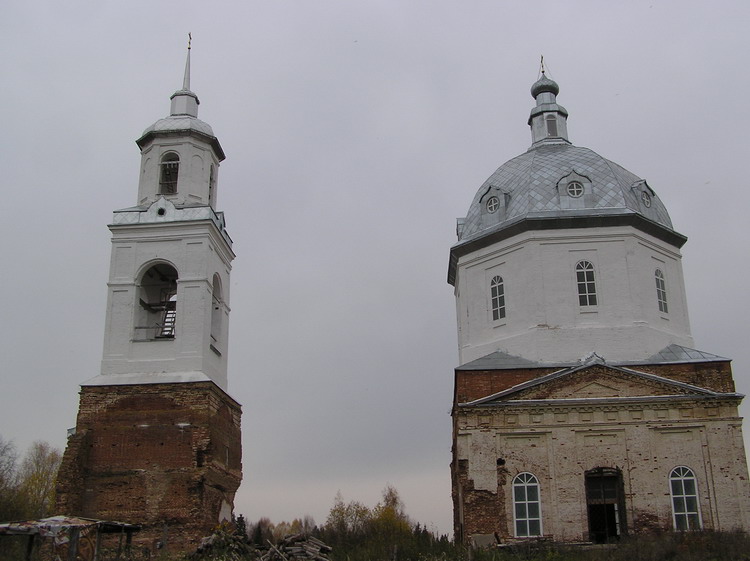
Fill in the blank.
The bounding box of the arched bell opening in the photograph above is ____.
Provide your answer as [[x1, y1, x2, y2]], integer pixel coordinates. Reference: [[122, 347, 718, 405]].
[[135, 263, 179, 341], [159, 152, 180, 195], [210, 273, 223, 344]]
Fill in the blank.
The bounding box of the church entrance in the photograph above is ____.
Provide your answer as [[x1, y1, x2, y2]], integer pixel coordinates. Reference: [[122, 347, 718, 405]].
[[585, 467, 626, 543]]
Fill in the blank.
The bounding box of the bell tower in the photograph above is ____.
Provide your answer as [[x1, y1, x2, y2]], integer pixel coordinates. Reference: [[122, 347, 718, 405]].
[[57, 39, 242, 551]]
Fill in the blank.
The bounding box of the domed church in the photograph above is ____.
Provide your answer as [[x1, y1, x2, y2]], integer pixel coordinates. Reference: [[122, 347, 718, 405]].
[[449, 72, 750, 544]]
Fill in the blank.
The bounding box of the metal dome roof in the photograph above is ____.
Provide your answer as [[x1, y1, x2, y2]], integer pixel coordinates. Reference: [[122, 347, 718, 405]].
[[141, 114, 215, 138], [530, 74, 559, 97], [458, 143, 673, 241], [459, 143, 672, 240], [448, 72, 685, 286]]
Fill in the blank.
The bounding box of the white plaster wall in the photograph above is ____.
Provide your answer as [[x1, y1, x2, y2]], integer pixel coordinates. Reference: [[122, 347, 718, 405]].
[[455, 226, 694, 365], [137, 136, 221, 208], [100, 219, 233, 390]]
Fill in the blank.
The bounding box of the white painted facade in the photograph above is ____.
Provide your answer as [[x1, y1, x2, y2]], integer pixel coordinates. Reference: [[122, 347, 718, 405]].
[[90, 49, 235, 391], [450, 72, 693, 367], [454, 225, 693, 365]]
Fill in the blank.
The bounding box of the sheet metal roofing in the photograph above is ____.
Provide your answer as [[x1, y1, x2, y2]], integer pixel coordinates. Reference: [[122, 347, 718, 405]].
[[457, 344, 728, 371], [457, 143, 673, 242], [455, 74, 675, 243], [141, 114, 215, 138]]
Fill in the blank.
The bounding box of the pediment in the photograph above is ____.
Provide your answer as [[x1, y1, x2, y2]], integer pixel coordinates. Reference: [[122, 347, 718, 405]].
[[466, 363, 718, 406], [573, 381, 620, 398]]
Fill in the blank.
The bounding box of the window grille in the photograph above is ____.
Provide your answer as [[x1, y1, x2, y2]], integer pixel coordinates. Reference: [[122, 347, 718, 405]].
[[655, 269, 668, 313], [567, 181, 584, 198], [670, 467, 702, 530], [513, 473, 542, 537], [159, 153, 180, 194], [576, 261, 597, 306], [490, 276, 505, 321]]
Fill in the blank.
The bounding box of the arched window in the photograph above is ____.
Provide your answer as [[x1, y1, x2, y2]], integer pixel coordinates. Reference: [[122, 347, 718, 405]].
[[655, 269, 668, 313], [670, 467, 702, 530], [209, 165, 216, 205], [159, 152, 180, 194], [546, 114, 558, 137], [211, 273, 223, 343], [576, 261, 597, 306], [135, 263, 178, 340], [513, 473, 542, 537], [490, 276, 505, 321]]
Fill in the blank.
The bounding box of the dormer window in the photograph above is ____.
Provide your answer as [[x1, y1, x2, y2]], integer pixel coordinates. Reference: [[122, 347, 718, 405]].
[[159, 153, 180, 195], [641, 191, 652, 207], [567, 181, 584, 198], [486, 196, 500, 213], [546, 115, 558, 137]]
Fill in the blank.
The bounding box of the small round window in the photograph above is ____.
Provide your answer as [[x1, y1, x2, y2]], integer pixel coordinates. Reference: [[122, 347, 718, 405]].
[[641, 191, 652, 207], [486, 196, 500, 213], [567, 181, 584, 198]]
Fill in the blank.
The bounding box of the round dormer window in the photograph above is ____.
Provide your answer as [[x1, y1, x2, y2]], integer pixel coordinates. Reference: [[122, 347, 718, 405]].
[[486, 196, 500, 213], [641, 191, 652, 207], [567, 181, 584, 198]]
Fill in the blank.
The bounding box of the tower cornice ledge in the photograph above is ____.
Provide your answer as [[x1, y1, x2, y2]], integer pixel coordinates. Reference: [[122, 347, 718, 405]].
[[111, 200, 234, 249], [448, 211, 687, 285], [136, 125, 225, 162]]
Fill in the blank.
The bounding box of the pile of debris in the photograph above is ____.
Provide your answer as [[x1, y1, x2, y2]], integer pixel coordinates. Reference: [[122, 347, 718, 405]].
[[260, 534, 332, 561]]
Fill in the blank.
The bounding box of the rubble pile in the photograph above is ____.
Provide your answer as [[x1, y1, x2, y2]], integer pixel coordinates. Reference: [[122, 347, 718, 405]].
[[261, 534, 332, 561]]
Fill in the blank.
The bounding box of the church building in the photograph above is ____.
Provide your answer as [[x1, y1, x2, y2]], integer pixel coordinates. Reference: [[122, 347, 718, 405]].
[[449, 72, 750, 543], [56, 44, 242, 549]]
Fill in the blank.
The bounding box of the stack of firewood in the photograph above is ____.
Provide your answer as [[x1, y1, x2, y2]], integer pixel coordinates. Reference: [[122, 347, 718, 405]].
[[261, 534, 332, 561]]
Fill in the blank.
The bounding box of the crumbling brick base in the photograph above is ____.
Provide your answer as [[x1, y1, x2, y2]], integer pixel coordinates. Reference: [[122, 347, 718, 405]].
[[57, 381, 242, 552]]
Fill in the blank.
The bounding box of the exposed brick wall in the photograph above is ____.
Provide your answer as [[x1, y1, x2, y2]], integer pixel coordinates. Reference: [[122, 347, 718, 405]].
[[632, 362, 735, 393], [454, 361, 735, 405], [455, 368, 559, 404], [451, 360, 750, 543], [56, 381, 242, 552]]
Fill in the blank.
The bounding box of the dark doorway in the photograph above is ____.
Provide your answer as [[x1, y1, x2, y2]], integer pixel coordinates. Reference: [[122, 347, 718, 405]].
[[585, 467, 626, 543]]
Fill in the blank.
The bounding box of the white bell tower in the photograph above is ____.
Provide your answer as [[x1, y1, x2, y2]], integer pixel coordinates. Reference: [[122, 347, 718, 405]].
[[92, 40, 234, 390], [58, 40, 243, 549]]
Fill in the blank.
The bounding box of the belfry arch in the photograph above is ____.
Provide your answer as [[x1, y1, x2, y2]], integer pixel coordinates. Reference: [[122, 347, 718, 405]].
[[211, 273, 223, 344], [135, 262, 179, 340]]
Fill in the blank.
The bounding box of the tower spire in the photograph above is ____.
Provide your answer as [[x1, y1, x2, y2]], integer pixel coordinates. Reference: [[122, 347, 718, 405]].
[[170, 34, 199, 118], [183, 32, 192, 91]]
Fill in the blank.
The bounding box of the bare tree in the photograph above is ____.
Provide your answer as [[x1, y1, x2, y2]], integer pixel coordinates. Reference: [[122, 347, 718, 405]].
[[19, 441, 62, 518], [0, 436, 22, 521]]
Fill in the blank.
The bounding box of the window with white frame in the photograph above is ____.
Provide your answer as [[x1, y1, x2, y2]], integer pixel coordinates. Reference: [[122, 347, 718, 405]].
[[513, 473, 542, 537], [576, 261, 597, 306], [670, 467, 701, 531], [655, 269, 668, 313], [490, 276, 506, 321], [567, 181, 584, 198]]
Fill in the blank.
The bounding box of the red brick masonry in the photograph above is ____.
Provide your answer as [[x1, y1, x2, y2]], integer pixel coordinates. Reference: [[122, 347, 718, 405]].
[[56, 381, 242, 551]]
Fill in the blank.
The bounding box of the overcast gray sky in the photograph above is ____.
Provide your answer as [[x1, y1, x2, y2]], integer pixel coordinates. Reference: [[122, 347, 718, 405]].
[[1, 0, 749, 537]]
